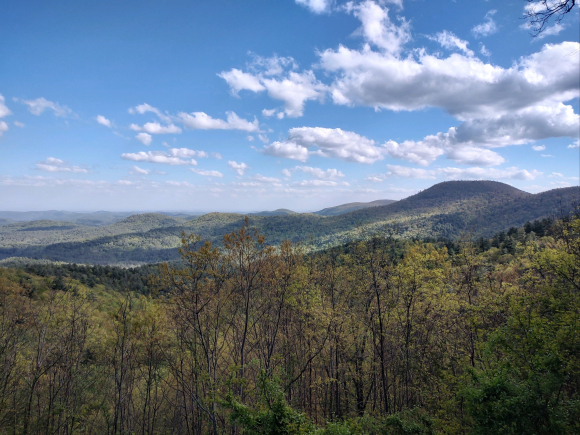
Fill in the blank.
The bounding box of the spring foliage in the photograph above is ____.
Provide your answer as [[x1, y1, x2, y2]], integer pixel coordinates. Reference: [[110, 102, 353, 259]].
[[0, 213, 578, 434]]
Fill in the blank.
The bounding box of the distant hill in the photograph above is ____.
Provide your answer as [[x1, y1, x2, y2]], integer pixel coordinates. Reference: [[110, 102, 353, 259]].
[[0, 181, 577, 265], [314, 199, 397, 216], [251, 209, 297, 216]]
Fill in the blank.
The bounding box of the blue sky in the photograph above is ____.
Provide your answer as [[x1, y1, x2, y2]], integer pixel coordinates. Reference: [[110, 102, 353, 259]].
[[1, 0, 578, 212]]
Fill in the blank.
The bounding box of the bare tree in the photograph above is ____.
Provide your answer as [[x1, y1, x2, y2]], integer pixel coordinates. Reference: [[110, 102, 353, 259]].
[[524, 0, 577, 35]]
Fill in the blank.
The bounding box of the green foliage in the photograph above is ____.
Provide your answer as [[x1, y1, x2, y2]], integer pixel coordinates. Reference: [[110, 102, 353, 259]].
[[224, 373, 314, 435]]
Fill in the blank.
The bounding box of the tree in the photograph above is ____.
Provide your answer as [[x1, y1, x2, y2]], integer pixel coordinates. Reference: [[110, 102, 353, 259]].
[[524, 0, 577, 36]]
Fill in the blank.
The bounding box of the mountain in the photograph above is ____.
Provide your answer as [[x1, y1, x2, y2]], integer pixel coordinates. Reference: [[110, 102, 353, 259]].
[[314, 199, 397, 216], [251, 209, 297, 216], [0, 181, 577, 265]]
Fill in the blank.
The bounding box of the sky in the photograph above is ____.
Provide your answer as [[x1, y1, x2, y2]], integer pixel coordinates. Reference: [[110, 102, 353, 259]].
[[0, 0, 579, 212]]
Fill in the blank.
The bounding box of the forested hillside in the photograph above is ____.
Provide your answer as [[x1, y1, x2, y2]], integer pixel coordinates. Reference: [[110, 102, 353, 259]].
[[0, 210, 578, 434], [313, 199, 397, 216], [0, 181, 577, 265]]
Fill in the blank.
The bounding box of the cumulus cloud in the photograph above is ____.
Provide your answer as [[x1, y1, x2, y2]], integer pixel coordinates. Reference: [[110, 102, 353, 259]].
[[220, 58, 326, 118], [281, 127, 384, 163], [190, 168, 224, 177], [132, 166, 150, 175], [295, 179, 338, 186], [532, 144, 546, 151], [252, 174, 281, 183], [319, 37, 579, 120], [296, 0, 333, 14], [445, 146, 505, 166], [472, 10, 498, 38], [96, 115, 112, 127], [228, 161, 250, 175], [35, 157, 88, 173], [14, 121, 24, 127], [383, 102, 578, 166], [568, 140, 579, 149], [20, 97, 72, 117], [386, 165, 437, 179], [382, 139, 445, 166], [129, 103, 172, 124], [136, 132, 153, 146], [0, 122, 9, 136], [178, 111, 259, 132], [262, 141, 310, 162], [0, 94, 11, 118], [535, 23, 566, 40], [218, 69, 266, 95], [427, 30, 474, 56], [345, 0, 411, 56], [122, 149, 201, 165], [130, 121, 182, 134], [291, 166, 345, 179]]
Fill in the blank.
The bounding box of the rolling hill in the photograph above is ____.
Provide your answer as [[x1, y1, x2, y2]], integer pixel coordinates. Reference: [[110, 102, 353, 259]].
[[0, 181, 577, 265]]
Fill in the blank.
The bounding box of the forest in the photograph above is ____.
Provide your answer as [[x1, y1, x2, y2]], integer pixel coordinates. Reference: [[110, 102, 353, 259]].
[[0, 211, 578, 434]]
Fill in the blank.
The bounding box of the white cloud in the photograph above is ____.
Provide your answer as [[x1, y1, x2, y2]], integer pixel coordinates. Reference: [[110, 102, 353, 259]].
[[0, 95, 11, 118], [568, 140, 579, 149], [320, 39, 580, 120], [252, 174, 281, 183], [190, 168, 224, 178], [122, 150, 198, 165], [386, 165, 437, 179], [480, 44, 491, 57], [129, 103, 172, 124], [262, 141, 310, 162], [296, 0, 333, 14], [247, 135, 255, 141], [383, 102, 578, 166], [541, 154, 553, 157], [167, 148, 208, 158], [472, 10, 498, 38], [291, 165, 345, 179], [218, 69, 266, 95], [428, 30, 474, 56], [285, 127, 385, 163], [220, 57, 326, 118], [0, 121, 8, 136], [382, 139, 445, 166], [445, 146, 505, 166], [258, 134, 270, 143], [178, 111, 259, 132], [536, 23, 566, 40], [130, 121, 182, 134], [35, 157, 88, 173], [261, 71, 327, 117], [132, 166, 150, 175], [345, 0, 411, 56], [532, 144, 546, 151], [282, 169, 292, 177], [96, 115, 112, 127], [14, 121, 25, 128], [296, 179, 338, 186], [21, 97, 72, 117], [136, 132, 153, 146], [117, 180, 133, 185], [228, 161, 250, 175]]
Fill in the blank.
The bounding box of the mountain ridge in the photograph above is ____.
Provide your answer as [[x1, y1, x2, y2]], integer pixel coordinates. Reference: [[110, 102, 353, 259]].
[[0, 181, 577, 265]]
